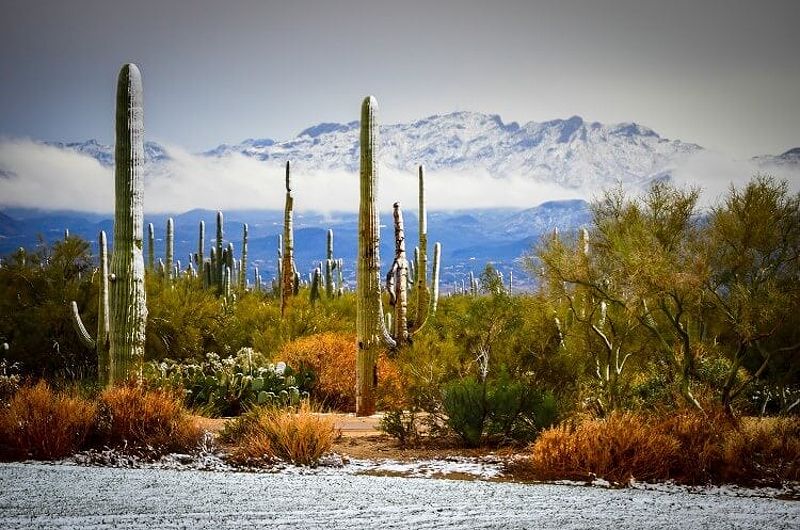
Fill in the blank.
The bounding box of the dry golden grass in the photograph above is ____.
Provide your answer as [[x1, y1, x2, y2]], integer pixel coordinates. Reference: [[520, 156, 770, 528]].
[[224, 401, 339, 466], [0, 381, 96, 460], [280, 332, 402, 411], [725, 416, 800, 483], [529, 410, 800, 485], [530, 412, 680, 483], [96, 384, 203, 453]]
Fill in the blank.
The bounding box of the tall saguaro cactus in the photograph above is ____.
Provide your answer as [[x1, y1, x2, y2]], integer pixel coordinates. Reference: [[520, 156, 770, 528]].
[[325, 229, 335, 298], [197, 220, 205, 268], [147, 223, 155, 271], [165, 217, 174, 282], [415, 165, 429, 323], [240, 223, 249, 290], [72, 63, 148, 386], [388, 202, 409, 345], [356, 95, 395, 416], [108, 63, 148, 382], [281, 161, 295, 315], [431, 242, 441, 313], [215, 211, 224, 291]]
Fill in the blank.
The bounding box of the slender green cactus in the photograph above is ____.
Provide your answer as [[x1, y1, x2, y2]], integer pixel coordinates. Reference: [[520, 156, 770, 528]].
[[356, 96, 395, 416], [337, 258, 344, 297], [281, 161, 296, 315], [197, 220, 205, 268], [325, 229, 335, 298], [223, 265, 233, 305], [147, 223, 155, 271], [203, 261, 211, 289], [431, 242, 441, 313], [240, 223, 248, 290], [216, 210, 224, 291], [166, 217, 174, 282], [416, 165, 429, 319], [210, 247, 217, 285], [71, 230, 111, 385], [226, 242, 234, 283], [310, 266, 322, 305]]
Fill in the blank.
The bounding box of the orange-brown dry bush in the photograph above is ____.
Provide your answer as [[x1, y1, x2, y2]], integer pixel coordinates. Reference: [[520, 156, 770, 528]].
[[529, 409, 800, 485], [725, 416, 800, 483], [0, 381, 96, 460], [96, 384, 202, 453], [280, 332, 402, 411], [224, 401, 338, 466], [530, 412, 680, 484]]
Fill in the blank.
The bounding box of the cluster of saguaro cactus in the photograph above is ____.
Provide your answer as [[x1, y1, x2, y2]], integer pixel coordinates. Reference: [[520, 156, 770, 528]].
[[71, 63, 148, 386], [385, 166, 442, 344]]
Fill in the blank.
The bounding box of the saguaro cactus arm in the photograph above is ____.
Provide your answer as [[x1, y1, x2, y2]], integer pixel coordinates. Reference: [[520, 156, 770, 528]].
[[70, 301, 96, 350]]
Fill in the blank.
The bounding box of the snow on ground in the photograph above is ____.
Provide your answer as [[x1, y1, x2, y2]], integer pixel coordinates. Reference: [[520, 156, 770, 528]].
[[0, 462, 798, 529]]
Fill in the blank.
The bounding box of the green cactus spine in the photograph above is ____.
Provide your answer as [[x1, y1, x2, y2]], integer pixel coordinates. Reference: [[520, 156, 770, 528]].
[[147, 222, 155, 271], [165, 217, 174, 282], [356, 96, 395, 416], [240, 223, 248, 290], [281, 161, 295, 315]]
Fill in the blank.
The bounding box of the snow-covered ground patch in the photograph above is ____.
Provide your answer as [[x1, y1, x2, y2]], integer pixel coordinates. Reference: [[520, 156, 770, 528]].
[[1, 462, 798, 529]]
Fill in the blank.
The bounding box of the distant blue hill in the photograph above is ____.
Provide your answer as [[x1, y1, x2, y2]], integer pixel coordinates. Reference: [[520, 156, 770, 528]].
[[0, 200, 591, 291]]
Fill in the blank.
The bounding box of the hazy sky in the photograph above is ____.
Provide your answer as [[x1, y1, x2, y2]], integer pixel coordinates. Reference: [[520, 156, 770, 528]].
[[1, 0, 798, 157]]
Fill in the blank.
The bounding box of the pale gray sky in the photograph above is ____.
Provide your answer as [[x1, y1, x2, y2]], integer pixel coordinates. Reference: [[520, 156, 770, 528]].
[[1, 0, 798, 157]]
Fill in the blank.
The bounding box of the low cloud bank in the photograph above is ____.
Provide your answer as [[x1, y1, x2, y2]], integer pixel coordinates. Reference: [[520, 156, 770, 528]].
[[0, 138, 797, 214]]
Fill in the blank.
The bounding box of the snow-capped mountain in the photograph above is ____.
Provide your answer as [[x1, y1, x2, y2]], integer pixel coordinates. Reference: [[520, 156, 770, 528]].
[[51, 112, 702, 190], [752, 147, 800, 168]]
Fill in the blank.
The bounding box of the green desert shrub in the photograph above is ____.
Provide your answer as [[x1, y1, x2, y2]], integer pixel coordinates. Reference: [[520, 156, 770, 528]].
[[442, 370, 558, 447]]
